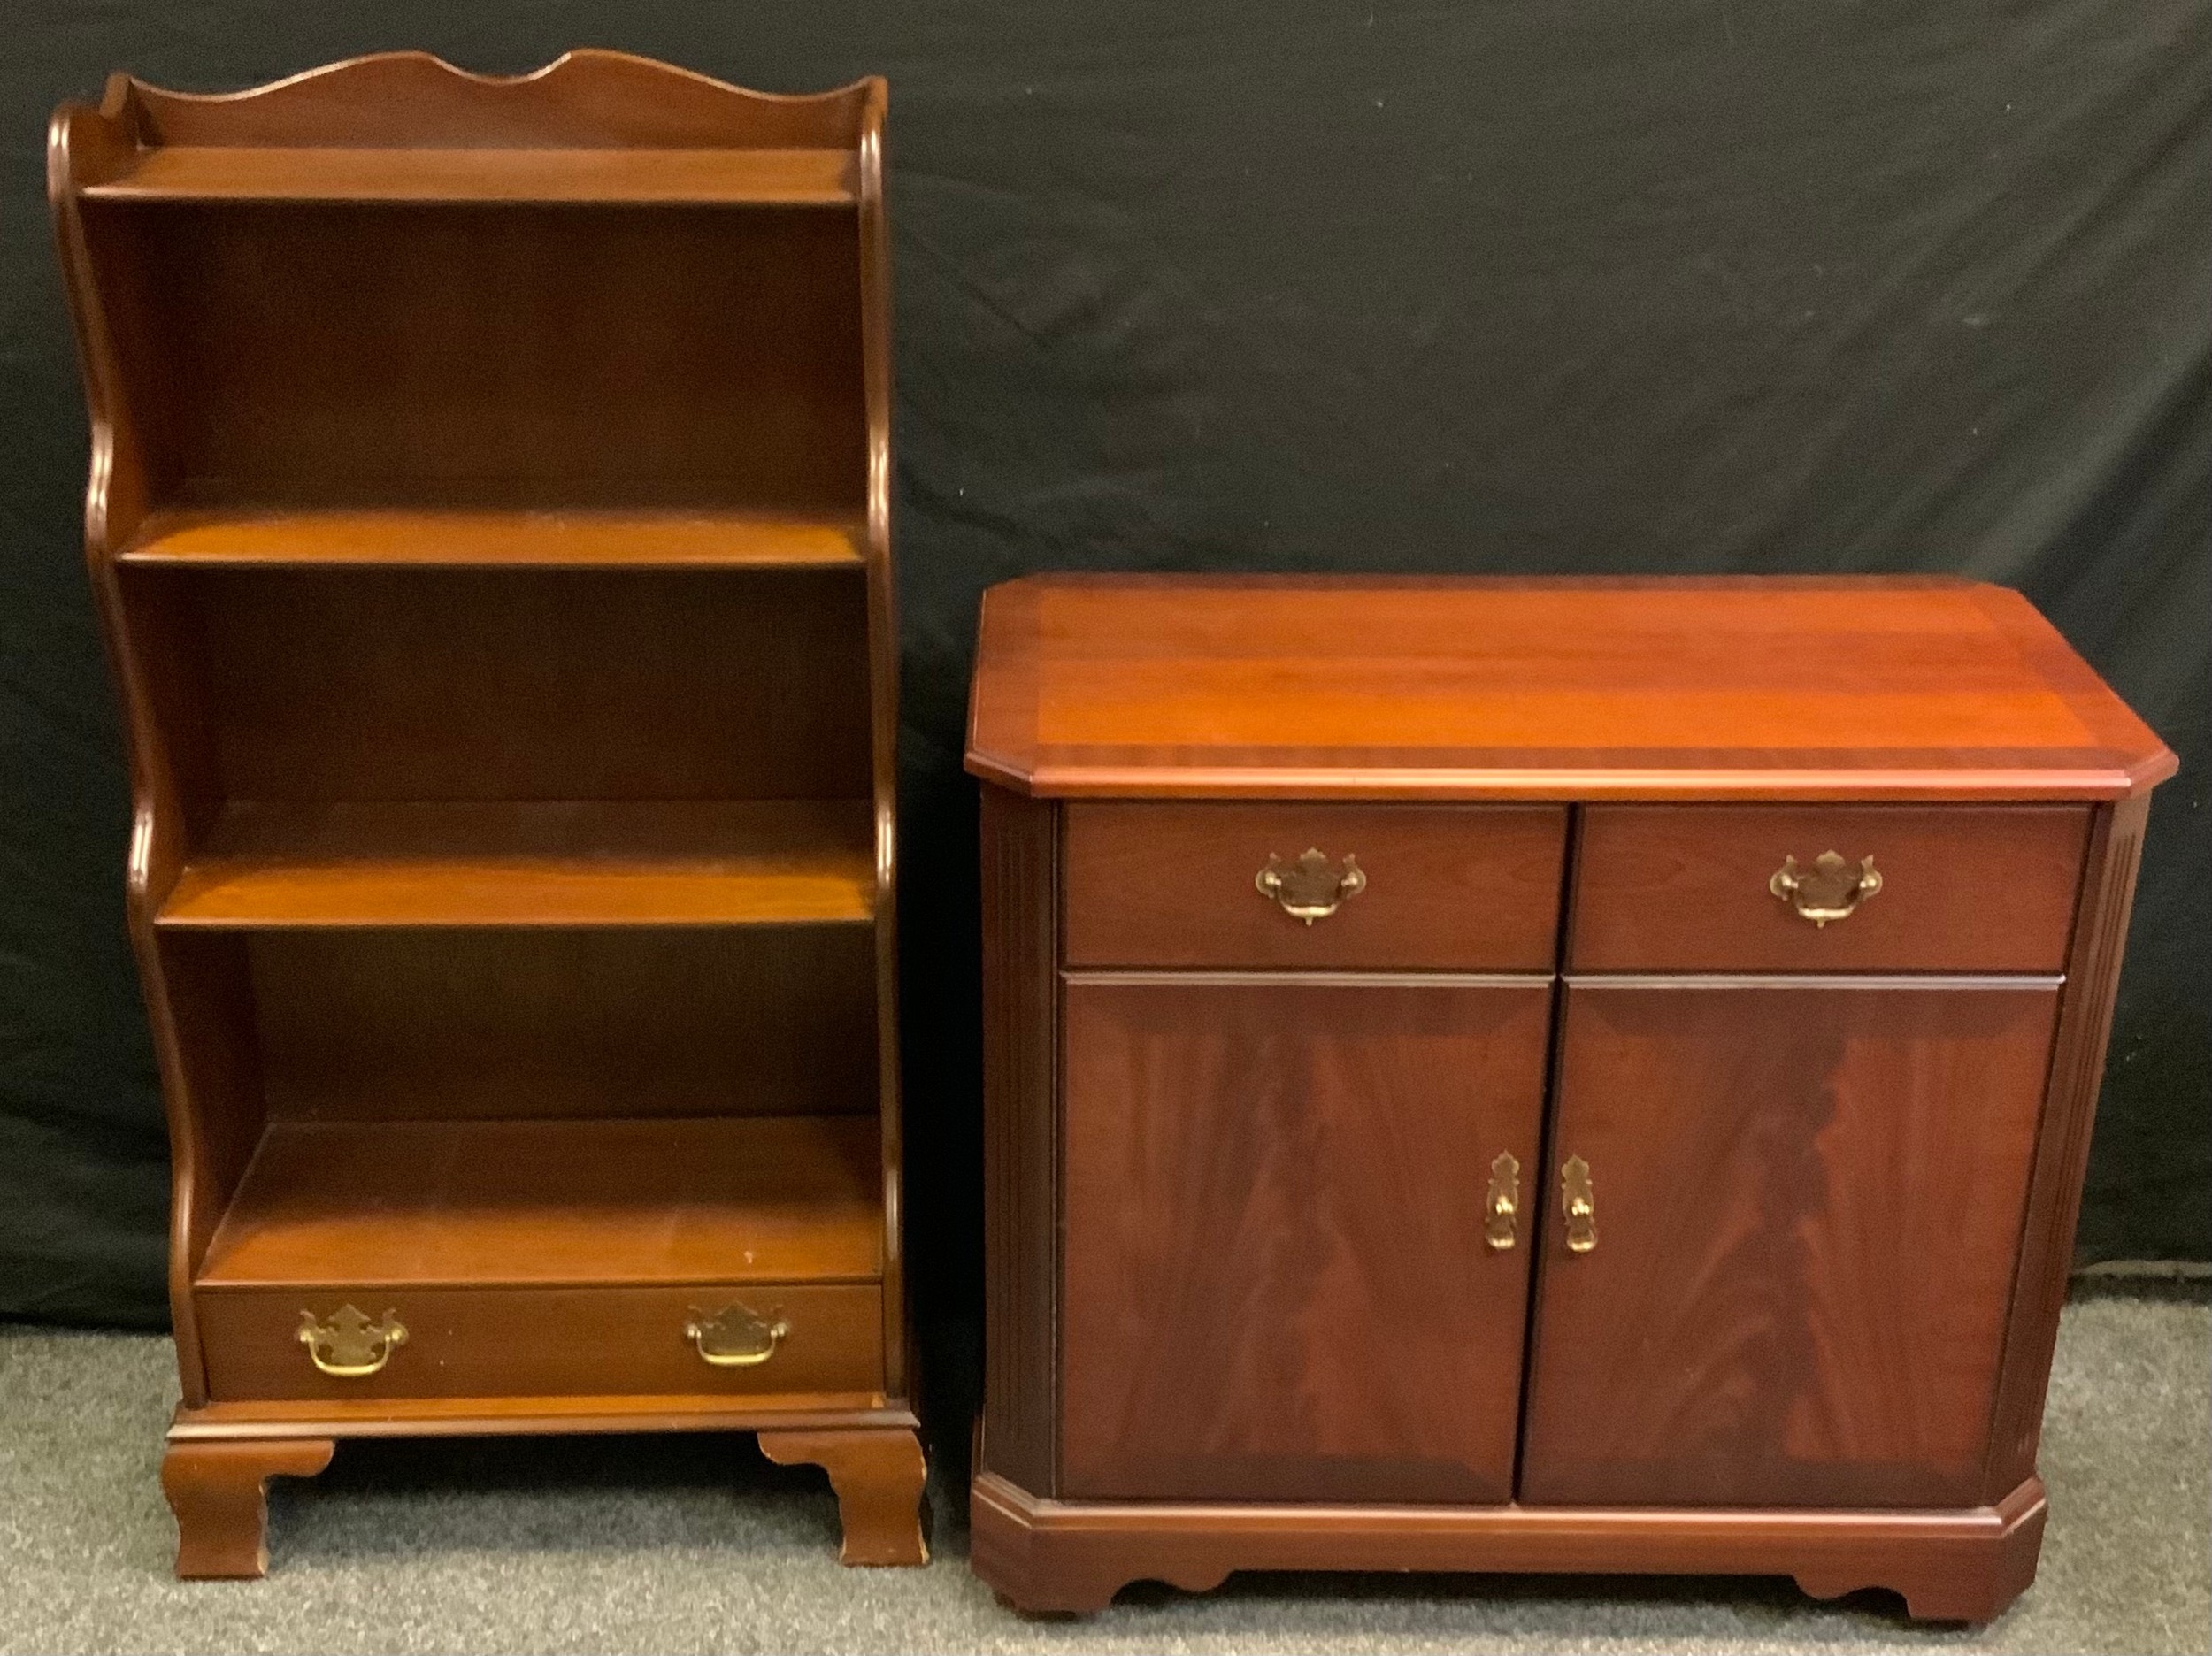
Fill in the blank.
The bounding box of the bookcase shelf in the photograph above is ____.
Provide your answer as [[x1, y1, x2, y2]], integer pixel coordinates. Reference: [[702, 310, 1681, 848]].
[[154, 800, 876, 929], [52, 49, 920, 1571], [118, 507, 867, 570], [198, 1116, 883, 1288], [82, 144, 857, 205]]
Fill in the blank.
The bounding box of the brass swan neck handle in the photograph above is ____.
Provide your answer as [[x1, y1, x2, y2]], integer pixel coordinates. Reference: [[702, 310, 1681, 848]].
[[1485, 1151, 1521, 1251], [1561, 1156, 1597, 1254]]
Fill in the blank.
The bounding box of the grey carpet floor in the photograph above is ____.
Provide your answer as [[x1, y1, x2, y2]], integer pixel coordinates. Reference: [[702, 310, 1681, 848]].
[[1, 1280, 2203, 1655]]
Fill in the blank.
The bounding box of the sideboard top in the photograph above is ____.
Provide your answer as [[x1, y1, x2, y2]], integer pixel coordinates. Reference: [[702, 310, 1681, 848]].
[[964, 576, 2176, 801]]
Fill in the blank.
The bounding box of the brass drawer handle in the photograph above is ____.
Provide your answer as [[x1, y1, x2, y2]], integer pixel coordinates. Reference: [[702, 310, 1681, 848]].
[[1561, 1156, 1597, 1254], [1256, 847, 1366, 924], [686, 1302, 789, 1368], [1484, 1151, 1520, 1251], [297, 1305, 406, 1377], [1770, 850, 1882, 927]]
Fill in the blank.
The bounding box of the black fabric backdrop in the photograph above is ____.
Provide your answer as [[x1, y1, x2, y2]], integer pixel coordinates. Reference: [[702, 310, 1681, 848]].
[[3, 2, 2206, 1336]]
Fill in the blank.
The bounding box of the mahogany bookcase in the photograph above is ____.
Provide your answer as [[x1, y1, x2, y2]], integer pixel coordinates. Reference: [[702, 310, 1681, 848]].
[[49, 50, 923, 1576]]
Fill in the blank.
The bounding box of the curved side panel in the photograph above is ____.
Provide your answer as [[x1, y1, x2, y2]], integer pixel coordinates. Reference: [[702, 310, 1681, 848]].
[[853, 79, 908, 1395], [48, 100, 210, 1402], [116, 49, 872, 150]]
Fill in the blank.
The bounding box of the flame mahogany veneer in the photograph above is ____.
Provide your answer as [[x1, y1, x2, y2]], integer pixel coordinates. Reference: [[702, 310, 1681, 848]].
[[967, 574, 2173, 1622]]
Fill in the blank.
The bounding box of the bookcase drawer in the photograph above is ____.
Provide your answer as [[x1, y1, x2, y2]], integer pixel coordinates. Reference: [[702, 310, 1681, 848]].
[[197, 1283, 883, 1403], [1063, 801, 1566, 970], [1569, 805, 2090, 972]]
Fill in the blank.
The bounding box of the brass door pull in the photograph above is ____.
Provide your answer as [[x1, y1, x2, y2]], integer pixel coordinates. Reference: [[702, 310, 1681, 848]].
[[686, 1302, 789, 1368], [1484, 1151, 1520, 1251], [1256, 847, 1366, 924], [297, 1305, 406, 1377], [1561, 1156, 1597, 1254], [1770, 850, 1882, 926]]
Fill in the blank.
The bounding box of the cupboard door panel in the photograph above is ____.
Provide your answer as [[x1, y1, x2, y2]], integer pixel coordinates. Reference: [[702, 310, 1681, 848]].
[[1060, 977, 1551, 1503], [1520, 982, 2058, 1508]]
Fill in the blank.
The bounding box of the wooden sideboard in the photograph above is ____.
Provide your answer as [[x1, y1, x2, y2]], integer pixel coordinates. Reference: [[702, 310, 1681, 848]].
[[50, 52, 923, 1575], [964, 575, 2174, 1621]]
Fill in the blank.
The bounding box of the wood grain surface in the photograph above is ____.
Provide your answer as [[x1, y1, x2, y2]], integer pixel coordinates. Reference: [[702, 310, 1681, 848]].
[[119, 506, 867, 568], [198, 1282, 883, 1402], [1569, 804, 2088, 971], [1059, 977, 1552, 1503], [196, 1116, 883, 1287], [1064, 801, 1565, 970], [851, 76, 906, 1394], [86, 50, 876, 154], [967, 576, 2174, 801], [157, 800, 876, 928], [970, 1465, 2048, 1622], [172, 1395, 915, 1440], [1983, 796, 2151, 1497], [161, 1438, 334, 1579], [55, 56, 919, 1564], [963, 573, 2169, 1614], [759, 1427, 930, 1565], [78, 201, 865, 512], [150, 566, 872, 805], [148, 932, 270, 1407], [246, 927, 877, 1122], [978, 786, 1061, 1494], [87, 145, 858, 205], [1520, 981, 2061, 1508]]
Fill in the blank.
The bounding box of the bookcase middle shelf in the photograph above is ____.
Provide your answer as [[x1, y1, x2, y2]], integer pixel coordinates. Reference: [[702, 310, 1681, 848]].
[[152, 799, 876, 929]]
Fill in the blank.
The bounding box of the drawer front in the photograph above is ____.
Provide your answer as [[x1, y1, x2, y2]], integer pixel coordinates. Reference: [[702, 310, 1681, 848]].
[[1570, 805, 2089, 972], [1064, 802, 1567, 970], [197, 1282, 881, 1403]]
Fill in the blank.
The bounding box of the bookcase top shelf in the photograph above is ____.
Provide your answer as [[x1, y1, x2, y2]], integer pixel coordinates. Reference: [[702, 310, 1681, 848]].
[[119, 507, 868, 569], [53, 51, 883, 195], [82, 144, 858, 205]]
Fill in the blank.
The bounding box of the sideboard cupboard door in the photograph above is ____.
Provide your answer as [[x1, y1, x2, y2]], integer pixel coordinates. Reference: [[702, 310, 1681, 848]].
[[1059, 976, 1552, 1504], [1519, 980, 2060, 1510]]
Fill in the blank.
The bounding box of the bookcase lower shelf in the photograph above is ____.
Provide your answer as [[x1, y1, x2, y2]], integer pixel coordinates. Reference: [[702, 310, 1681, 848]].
[[164, 1113, 924, 1573], [198, 1115, 885, 1289]]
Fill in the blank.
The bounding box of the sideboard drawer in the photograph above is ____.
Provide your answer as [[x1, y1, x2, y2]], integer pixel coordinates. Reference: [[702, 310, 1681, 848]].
[[1063, 802, 1567, 970], [1570, 805, 2090, 972], [197, 1282, 883, 1402]]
